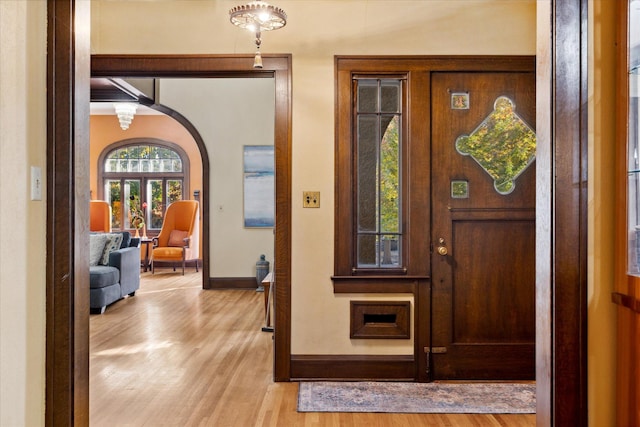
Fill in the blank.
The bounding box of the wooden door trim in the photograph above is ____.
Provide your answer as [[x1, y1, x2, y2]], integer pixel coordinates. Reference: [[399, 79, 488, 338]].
[[46, 0, 91, 424], [612, 292, 640, 314], [535, 0, 589, 424], [90, 54, 293, 383]]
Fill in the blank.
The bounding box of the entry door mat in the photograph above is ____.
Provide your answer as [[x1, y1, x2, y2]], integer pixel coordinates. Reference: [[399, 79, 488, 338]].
[[297, 381, 536, 414]]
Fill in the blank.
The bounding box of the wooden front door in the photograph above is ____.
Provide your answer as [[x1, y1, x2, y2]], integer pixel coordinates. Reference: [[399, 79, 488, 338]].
[[429, 71, 536, 380]]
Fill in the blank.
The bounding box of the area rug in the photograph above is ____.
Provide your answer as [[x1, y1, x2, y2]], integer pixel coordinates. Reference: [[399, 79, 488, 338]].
[[297, 381, 536, 414]]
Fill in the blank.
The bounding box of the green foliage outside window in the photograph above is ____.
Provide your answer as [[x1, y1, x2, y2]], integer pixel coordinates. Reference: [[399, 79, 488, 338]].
[[380, 116, 399, 234], [168, 180, 183, 204], [107, 180, 121, 229], [455, 96, 536, 194]]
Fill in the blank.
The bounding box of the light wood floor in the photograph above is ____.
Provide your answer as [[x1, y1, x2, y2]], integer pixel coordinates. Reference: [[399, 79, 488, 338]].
[[90, 271, 536, 426]]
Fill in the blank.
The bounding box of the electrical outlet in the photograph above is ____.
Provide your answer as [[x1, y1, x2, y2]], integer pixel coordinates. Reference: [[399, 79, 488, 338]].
[[303, 191, 320, 208]]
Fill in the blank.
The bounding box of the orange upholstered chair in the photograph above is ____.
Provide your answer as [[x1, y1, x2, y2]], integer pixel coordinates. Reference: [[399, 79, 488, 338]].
[[90, 200, 112, 232], [151, 200, 200, 275]]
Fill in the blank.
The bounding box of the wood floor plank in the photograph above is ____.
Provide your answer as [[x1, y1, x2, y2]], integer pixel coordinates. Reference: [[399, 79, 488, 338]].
[[90, 271, 536, 426]]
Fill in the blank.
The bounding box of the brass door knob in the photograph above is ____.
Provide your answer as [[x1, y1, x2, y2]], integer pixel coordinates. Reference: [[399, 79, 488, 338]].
[[436, 238, 448, 256]]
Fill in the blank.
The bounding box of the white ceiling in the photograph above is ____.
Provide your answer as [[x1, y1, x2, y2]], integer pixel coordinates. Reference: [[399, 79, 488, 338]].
[[89, 103, 163, 116]]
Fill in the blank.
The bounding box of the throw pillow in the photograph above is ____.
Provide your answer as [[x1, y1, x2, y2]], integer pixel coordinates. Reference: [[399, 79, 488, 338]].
[[168, 230, 189, 247], [89, 234, 108, 266], [120, 231, 132, 249], [99, 233, 124, 265]]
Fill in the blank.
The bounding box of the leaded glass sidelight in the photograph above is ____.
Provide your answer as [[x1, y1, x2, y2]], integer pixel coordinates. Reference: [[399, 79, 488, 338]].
[[455, 96, 536, 195], [356, 79, 402, 268]]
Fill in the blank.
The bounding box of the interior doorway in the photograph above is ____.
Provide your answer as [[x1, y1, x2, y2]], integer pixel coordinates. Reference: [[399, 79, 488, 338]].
[[90, 76, 277, 288], [89, 55, 293, 382]]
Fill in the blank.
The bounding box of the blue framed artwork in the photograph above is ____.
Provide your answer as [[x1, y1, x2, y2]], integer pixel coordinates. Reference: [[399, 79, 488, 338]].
[[243, 145, 275, 227]]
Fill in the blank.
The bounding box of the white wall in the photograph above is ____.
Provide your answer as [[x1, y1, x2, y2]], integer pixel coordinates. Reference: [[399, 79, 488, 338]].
[[159, 78, 275, 277], [0, 1, 47, 425]]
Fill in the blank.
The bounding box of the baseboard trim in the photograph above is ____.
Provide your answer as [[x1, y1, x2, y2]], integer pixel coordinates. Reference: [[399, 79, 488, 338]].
[[208, 277, 258, 289], [290, 354, 415, 381], [150, 259, 200, 272]]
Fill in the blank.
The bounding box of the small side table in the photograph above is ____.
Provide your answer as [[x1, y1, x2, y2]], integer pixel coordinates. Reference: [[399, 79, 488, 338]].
[[140, 238, 154, 272]]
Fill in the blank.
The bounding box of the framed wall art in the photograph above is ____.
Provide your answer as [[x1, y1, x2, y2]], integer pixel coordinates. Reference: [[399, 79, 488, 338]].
[[243, 145, 275, 228]]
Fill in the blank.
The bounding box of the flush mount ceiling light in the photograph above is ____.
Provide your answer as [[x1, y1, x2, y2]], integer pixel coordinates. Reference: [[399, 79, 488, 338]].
[[229, 1, 287, 69], [114, 103, 137, 130]]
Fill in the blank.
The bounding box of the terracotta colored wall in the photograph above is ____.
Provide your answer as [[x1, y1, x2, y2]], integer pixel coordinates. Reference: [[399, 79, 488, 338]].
[[90, 114, 202, 200], [90, 114, 203, 256]]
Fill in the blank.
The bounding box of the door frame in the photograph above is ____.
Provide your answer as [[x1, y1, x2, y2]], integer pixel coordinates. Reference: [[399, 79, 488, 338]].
[[88, 54, 293, 386], [535, 1, 589, 424], [46, 1, 586, 425]]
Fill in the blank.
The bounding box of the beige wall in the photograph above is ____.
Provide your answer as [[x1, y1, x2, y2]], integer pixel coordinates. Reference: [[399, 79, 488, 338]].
[[0, 1, 47, 426], [90, 114, 203, 200], [158, 78, 275, 277]]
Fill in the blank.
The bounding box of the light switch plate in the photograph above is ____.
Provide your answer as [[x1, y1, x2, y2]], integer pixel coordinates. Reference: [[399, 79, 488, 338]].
[[31, 166, 42, 201], [303, 191, 320, 208]]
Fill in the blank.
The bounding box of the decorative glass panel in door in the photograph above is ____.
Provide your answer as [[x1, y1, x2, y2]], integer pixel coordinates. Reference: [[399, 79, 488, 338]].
[[455, 96, 536, 195]]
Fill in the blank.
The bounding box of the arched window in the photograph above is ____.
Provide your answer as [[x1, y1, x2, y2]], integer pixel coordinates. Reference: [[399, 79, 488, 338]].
[[99, 139, 190, 233]]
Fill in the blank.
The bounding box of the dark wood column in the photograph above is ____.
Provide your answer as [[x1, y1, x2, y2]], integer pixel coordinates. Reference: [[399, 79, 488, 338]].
[[46, 0, 91, 425], [536, 0, 588, 425]]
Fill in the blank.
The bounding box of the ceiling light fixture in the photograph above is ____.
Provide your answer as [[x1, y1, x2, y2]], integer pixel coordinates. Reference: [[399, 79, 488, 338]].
[[114, 103, 137, 130], [229, 1, 287, 69]]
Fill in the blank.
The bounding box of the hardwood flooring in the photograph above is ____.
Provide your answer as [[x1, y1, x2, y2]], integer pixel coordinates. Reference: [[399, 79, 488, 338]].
[[90, 271, 536, 426]]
